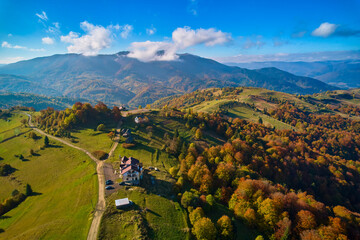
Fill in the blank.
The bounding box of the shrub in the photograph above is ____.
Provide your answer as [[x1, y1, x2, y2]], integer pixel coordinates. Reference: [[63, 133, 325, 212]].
[[28, 132, 37, 139], [192, 217, 217, 240], [217, 215, 233, 239], [11, 189, 19, 197], [189, 207, 205, 225], [92, 151, 108, 160], [0, 192, 26, 217], [96, 124, 106, 131], [0, 163, 14, 176]]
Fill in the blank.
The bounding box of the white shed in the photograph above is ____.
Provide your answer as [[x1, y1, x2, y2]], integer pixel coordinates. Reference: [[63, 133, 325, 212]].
[[115, 198, 131, 209]]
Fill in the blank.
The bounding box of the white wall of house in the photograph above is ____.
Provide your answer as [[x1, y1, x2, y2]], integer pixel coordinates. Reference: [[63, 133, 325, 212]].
[[122, 170, 140, 183]]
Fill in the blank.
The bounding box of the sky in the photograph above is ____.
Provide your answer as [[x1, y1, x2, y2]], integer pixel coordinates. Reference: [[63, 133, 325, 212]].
[[0, 0, 359, 64]]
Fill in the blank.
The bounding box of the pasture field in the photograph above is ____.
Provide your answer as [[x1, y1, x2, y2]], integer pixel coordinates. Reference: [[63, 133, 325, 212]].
[[0, 113, 97, 239]]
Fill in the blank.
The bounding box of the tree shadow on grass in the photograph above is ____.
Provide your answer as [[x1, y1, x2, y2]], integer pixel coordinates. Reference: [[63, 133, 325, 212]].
[[146, 208, 162, 217], [47, 144, 63, 149], [91, 132, 103, 136], [29, 192, 42, 196], [140, 170, 175, 201], [0, 215, 11, 220], [33, 135, 42, 140], [4, 166, 18, 175]]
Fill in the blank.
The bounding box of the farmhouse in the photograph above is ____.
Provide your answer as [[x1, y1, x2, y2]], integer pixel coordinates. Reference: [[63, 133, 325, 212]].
[[120, 156, 143, 185], [135, 115, 149, 124], [115, 198, 132, 209]]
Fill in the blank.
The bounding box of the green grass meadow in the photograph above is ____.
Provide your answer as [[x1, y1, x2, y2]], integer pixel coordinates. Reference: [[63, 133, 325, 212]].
[[0, 115, 98, 239], [99, 186, 190, 240]]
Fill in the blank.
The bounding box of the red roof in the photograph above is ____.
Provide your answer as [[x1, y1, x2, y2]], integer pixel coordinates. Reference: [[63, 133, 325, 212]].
[[121, 165, 140, 174]]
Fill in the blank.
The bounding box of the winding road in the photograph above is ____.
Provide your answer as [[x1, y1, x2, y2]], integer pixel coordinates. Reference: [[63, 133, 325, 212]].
[[25, 113, 121, 240]]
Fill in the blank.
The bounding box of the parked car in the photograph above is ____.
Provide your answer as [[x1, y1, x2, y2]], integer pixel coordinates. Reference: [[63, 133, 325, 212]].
[[106, 180, 113, 185], [119, 182, 126, 185], [105, 186, 114, 190]]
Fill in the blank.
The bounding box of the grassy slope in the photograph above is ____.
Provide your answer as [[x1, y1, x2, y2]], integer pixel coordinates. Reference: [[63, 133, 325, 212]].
[[0, 111, 29, 142], [100, 186, 189, 240], [192, 99, 295, 130], [0, 116, 97, 239], [153, 87, 313, 130], [69, 119, 118, 153], [109, 111, 224, 169], [102, 112, 222, 239]]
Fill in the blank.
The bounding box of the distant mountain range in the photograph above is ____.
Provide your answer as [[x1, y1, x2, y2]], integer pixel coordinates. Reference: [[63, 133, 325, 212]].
[[226, 60, 360, 89], [0, 52, 336, 107]]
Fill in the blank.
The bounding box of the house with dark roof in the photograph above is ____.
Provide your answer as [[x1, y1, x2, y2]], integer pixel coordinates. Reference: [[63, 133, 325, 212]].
[[119, 156, 142, 185]]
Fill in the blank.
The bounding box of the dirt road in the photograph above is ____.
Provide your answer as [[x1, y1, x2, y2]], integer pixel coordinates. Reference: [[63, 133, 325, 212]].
[[25, 113, 106, 240]]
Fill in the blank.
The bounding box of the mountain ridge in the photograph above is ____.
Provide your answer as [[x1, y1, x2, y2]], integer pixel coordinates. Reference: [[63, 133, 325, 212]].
[[226, 59, 360, 89], [0, 52, 337, 106]]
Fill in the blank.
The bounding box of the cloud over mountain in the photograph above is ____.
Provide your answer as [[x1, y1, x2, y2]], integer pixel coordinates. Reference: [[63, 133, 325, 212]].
[[128, 27, 231, 62], [61, 21, 112, 56]]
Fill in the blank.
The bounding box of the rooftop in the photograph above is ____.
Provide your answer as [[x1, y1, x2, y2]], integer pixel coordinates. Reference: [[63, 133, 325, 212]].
[[115, 198, 130, 207]]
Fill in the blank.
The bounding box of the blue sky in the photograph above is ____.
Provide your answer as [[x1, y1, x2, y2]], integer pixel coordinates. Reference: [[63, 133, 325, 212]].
[[0, 0, 359, 63]]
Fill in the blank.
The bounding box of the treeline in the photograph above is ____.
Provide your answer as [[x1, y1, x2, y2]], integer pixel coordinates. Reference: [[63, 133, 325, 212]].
[[0, 184, 33, 217], [159, 106, 360, 239], [152, 87, 245, 109], [35, 102, 122, 137], [0, 106, 34, 120]]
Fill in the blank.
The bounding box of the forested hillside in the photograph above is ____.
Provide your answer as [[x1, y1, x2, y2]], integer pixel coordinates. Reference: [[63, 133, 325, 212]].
[[29, 87, 360, 239]]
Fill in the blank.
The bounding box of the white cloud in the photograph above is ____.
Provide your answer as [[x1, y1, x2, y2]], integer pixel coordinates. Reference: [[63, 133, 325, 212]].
[[128, 26, 231, 62], [0, 57, 26, 64], [146, 26, 156, 35], [120, 24, 133, 39], [42, 37, 55, 45], [242, 36, 265, 49], [47, 22, 61, 34], [1, 41, 44, 52], [2, 41, 26, 49], [36, 11, 48, 21], [128, 41, 177, 61], [312, 22, 338, 37], [108, 24, 133, 38], [28, 48, 45, 52], [61, 21, 112, 56]]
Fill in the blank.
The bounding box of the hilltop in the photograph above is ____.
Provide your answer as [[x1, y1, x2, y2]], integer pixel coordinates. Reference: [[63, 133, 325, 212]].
[[227, 59, 360, 89]]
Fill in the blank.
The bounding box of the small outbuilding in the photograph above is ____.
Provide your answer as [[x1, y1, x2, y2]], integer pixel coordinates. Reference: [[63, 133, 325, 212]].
[[115, 198, 132, 209]]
